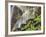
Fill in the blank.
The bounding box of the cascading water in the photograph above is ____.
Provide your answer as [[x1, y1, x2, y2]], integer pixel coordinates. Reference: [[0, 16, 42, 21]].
[[11, 6, 38, 31]]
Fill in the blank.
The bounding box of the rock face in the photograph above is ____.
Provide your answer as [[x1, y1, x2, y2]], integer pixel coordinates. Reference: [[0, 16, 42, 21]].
[[11, 5, 39, 31]]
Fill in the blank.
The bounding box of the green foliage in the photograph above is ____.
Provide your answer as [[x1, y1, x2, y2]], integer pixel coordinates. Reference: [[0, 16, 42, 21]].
[[21, 15, 41, 31], [21, 7, 41, 31]]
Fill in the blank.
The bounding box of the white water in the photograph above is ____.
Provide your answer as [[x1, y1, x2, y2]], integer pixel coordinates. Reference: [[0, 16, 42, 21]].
[[12, 6, 37, 31]]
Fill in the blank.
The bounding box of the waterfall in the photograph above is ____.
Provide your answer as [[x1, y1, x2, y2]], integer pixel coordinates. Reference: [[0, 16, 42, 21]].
[[12, 6, 38, 31]]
